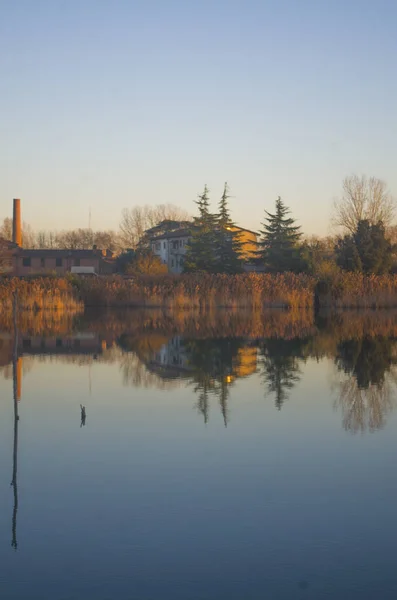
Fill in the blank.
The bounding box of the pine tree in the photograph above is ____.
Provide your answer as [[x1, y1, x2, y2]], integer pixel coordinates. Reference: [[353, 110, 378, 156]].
[[214, 182, 243, 273], [184, 185, 218, 272], [257, 197, 305, 272]]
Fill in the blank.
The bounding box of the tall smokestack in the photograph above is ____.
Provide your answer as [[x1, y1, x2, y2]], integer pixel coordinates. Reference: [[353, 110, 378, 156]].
[[13, 199, 22, 247]]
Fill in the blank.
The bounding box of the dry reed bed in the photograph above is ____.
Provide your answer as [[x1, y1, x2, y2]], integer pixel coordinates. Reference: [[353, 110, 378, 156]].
[[0, 277, 83, 312], [318, 273, 397, 308], [78, 273, 316, 309], [5, 272, 397, 312], [78, 273, 397, 309]]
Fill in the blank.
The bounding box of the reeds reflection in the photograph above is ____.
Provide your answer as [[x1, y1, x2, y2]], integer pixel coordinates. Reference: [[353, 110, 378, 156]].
[[2, 308, 397, 433]]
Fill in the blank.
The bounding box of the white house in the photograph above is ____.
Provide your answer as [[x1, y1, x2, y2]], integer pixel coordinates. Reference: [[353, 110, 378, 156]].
[[149, 221, 258, 274], [151, 228, 190, 274]]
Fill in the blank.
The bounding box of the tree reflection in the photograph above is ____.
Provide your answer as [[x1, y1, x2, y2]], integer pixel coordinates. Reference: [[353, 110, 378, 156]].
[[334, 336, 397, 432], [259, 339, 307, 410], [3, 307, 397, 433], [184, 338, 247, 425]]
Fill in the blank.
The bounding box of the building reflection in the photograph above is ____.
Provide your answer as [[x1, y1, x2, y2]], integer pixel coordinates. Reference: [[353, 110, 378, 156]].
[[2, 315, 116, 550], [2, 309, 397, 433], [143, 336, 258, 425]]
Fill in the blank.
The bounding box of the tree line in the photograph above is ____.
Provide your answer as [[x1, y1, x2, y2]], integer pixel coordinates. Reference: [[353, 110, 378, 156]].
[[1, 174, 396, 276], [0, 204, 190, 252], [183, 174, 397, 276]]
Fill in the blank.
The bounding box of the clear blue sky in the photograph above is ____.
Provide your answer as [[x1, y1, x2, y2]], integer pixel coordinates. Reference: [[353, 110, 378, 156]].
[[1, 0, 396, 236]]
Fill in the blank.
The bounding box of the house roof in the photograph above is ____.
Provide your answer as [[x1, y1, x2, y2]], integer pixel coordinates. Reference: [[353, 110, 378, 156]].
[[229, 226, 258, 236], [145, 220, 192, 237], [151, 228, 192, 241], [151, 225, 258, 241], [0, 237, 18, 250], [15, 248, 107, 258]]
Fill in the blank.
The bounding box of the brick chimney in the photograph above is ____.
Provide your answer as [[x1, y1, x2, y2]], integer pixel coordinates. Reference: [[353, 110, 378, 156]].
[[13, 198, 22, 247]]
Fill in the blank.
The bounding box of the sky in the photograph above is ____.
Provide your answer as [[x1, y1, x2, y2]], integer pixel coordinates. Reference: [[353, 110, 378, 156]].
[[0, 0, 396, 236]]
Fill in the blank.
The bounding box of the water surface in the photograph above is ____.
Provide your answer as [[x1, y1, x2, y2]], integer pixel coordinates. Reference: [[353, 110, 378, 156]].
[[0, 309, 397, 599]]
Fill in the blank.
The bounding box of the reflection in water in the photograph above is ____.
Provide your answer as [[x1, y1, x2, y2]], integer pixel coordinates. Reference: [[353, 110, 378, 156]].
[[335, 378, 395, 433], [259, 339, 306, 410], [334, 336, 397, 432], [11, 293, 19, 550], [2, 312, 397, 599], [80, 404, 87, 427], [2, 308, 397, 433], [183, 338, 256, 425]]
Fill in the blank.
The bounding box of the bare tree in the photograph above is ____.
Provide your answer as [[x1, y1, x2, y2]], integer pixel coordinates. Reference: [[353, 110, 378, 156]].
[[0, 237, 13, 273], [119, 204, 191, 249], [21, 223, 36, 248], [333, 175, 396, 234], [119, 207, 150, 249], [56, 228, 95, 249], [36, 230, 58, 248], [0, 218, 36, 247], [0, 218, 13, 241], [94, 230, 119, 252]]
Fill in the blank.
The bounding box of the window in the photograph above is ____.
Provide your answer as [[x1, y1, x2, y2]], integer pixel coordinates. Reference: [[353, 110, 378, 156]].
[[74, 258, 80, 267], [56, 258, 62, 267], [56, 338, 62, 348], [22, 257, 31, 267], [41, 258, 45, 268], [22, 339, 31, 349], [171, 259, 174, 267], [155, 242, 161, 252], [74, 339, 81, 349], [173, 241, 178, 250], [179, 240, 183, 247], [163, 242, 166, 249]]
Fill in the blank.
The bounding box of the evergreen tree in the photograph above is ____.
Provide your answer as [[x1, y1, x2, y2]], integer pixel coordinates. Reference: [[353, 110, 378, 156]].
[[335, 235, 362, 272], [257, 197, 305, 272], [184, 185, 218, 272], [214, 182, 243, 273], [335, 219, 393, 274], [354, 220, 392, 274]]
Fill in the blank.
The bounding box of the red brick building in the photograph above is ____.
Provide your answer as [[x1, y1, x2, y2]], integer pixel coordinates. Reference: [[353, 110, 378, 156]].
[[0, 199, 117, 276], [13, 247, 115, 276]]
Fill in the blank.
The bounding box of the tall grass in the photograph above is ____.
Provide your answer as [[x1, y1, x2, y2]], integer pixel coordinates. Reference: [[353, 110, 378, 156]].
[[0, 277, 83, 312], [76, 273, 316, 309], [77, 272, 397, 309], [316, 273, 397, 308], [5, 272, 397, 312]]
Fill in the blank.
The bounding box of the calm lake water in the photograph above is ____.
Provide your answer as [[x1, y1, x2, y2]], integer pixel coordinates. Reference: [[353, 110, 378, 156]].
[[1, 308, 397, 599]]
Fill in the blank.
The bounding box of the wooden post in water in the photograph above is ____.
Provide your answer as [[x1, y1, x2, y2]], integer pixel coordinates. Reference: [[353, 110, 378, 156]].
[[11, 290, 19, 550]]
